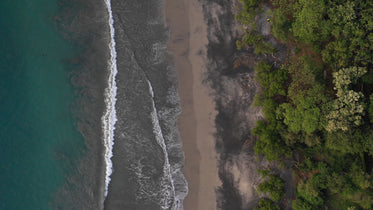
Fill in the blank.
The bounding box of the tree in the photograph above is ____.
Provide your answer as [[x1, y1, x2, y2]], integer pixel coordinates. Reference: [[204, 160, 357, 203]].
[[296, 174, 326, 207], [254, 41, 276, 55], [333, 67, 367, 92], [254, 198, 281, 210], [263, 98, 279, 123], [275, 57, 328, 134], [257, 174, 285, 202], [327, 162, 373, 209], [271, 9, 292, 41], [254, 61, 287, 98], [325, 129, 367, 154], [322, 39, 352, 68], [291, 0, 330, 43], [279, 96, 321, 134], [325, 91, 365, 132], [350, 163, 371, 190], [271, 0, 297, 17], [326, 67, 367, 132], [292, 197, 313, 210], [368, 94, 373, 123], [321, 1, 373, 67], [285, 57, 325, 103], [235, 1, 258, 28], [253, 120, 290, 161], [328, 1, 357, 39]]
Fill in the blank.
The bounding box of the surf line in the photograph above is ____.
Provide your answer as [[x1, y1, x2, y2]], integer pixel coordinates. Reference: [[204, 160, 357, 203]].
[[147, 80, 176, 209], [103, 0, 118, 197]]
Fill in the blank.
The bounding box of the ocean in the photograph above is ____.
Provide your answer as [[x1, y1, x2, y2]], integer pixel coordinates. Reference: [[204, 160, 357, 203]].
[[0, 0, 187, 209], [0, 0, 87, 209]]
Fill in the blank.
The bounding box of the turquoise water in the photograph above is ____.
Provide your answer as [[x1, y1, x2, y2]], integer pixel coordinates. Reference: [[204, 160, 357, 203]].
[[0, 0, 85, 209]]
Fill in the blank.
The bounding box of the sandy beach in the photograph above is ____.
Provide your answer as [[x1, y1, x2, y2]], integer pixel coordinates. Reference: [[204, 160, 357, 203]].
[[166, 0, 221, 209]]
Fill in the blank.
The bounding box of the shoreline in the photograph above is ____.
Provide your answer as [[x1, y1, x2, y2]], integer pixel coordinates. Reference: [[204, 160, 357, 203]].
[[165, 0, 221, 209], [102, 0, 118, 198]]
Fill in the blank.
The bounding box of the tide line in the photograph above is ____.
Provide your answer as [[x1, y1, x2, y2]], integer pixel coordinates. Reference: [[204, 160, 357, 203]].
[[102, 0, 118, 198]]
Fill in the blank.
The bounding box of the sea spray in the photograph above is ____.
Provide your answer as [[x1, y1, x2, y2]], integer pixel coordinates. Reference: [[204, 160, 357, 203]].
[[147, 80, 177, 209], [102, 0, 118, 197]]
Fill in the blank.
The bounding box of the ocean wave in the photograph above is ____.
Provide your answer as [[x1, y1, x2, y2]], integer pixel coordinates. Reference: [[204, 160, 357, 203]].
[[147, 80, 177, 209], [102, 0, 118, 198]]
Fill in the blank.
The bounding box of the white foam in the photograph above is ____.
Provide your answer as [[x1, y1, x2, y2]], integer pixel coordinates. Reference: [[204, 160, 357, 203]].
[[147, 80, 177, 210], [102, 0, 118, 197]]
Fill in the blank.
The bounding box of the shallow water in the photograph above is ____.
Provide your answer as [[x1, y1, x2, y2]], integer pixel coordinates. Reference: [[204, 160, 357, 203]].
[[104, 0, 187, 209], [0, 1, 188, 209], [0, 0, 85, 209]]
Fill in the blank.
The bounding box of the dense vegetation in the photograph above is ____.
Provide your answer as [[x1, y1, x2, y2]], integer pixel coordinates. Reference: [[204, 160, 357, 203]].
[[236, 0, 373, 209]]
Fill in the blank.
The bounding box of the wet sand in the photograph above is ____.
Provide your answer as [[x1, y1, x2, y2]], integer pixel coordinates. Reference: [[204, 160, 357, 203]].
[[165, 0, 221, 209]]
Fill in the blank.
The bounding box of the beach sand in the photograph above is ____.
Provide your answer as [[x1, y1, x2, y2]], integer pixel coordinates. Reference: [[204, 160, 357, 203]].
[[165, 0, 221, 209]]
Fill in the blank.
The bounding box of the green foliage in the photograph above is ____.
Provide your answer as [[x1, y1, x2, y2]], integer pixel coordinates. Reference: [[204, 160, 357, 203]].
[[291, 0, 330, 43], [333, 67, 367, 91], [236, 40, 244, 50], [254, 61, 287, 98], [257, 174, 285, 202], [322, 40, 352, 68], [285, 57, 325, 102], [350, 163, 371, 190], [235, 1, 373, 209], [271, 9, 292, 41], [253, 120, 290, 161], [254, 41, 276, 55], [303, 133, 322, 147], [263, 98, 278, 122], [325, 92, 365, 132], [294, 47, 300, 54], [258, 169, 270, 177], [254, 198, 281, 210], [255, 61, 272, 86], [328, 1, 357, 39], [279, 96, 321, 134], [278, 129, 299, 146], [326, 67, 367, 132], [235, 0, 279, 55], [325, 129, 368, 154], [369, 94, 373, 123], [293, 161, 331, 209], [348, 191, 373, 209], [245, 31, 263, 45], [236, 31, 276, 55], [362, 70, 373, 84], [326, 161, 373, 209], [254, 94, 264, 107], [321, 1, 373, 68], [277, 58, 329, 134], [271, 0, 297, 17], [328, 172, 355, 197], [367, 132, 373, 156], [292, 197, 313, 210], [239, 0, 260, 7], [296, 174, 326, 207], [235, 3, 257, 28]]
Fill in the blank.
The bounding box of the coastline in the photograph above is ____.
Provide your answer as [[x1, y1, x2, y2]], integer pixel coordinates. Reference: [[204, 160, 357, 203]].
[[165, 0, 221, 209], [104, 0, 187, 208]]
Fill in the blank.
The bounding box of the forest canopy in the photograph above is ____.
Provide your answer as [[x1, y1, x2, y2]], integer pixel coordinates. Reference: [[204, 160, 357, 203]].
[[236, 0, 373, 209]]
